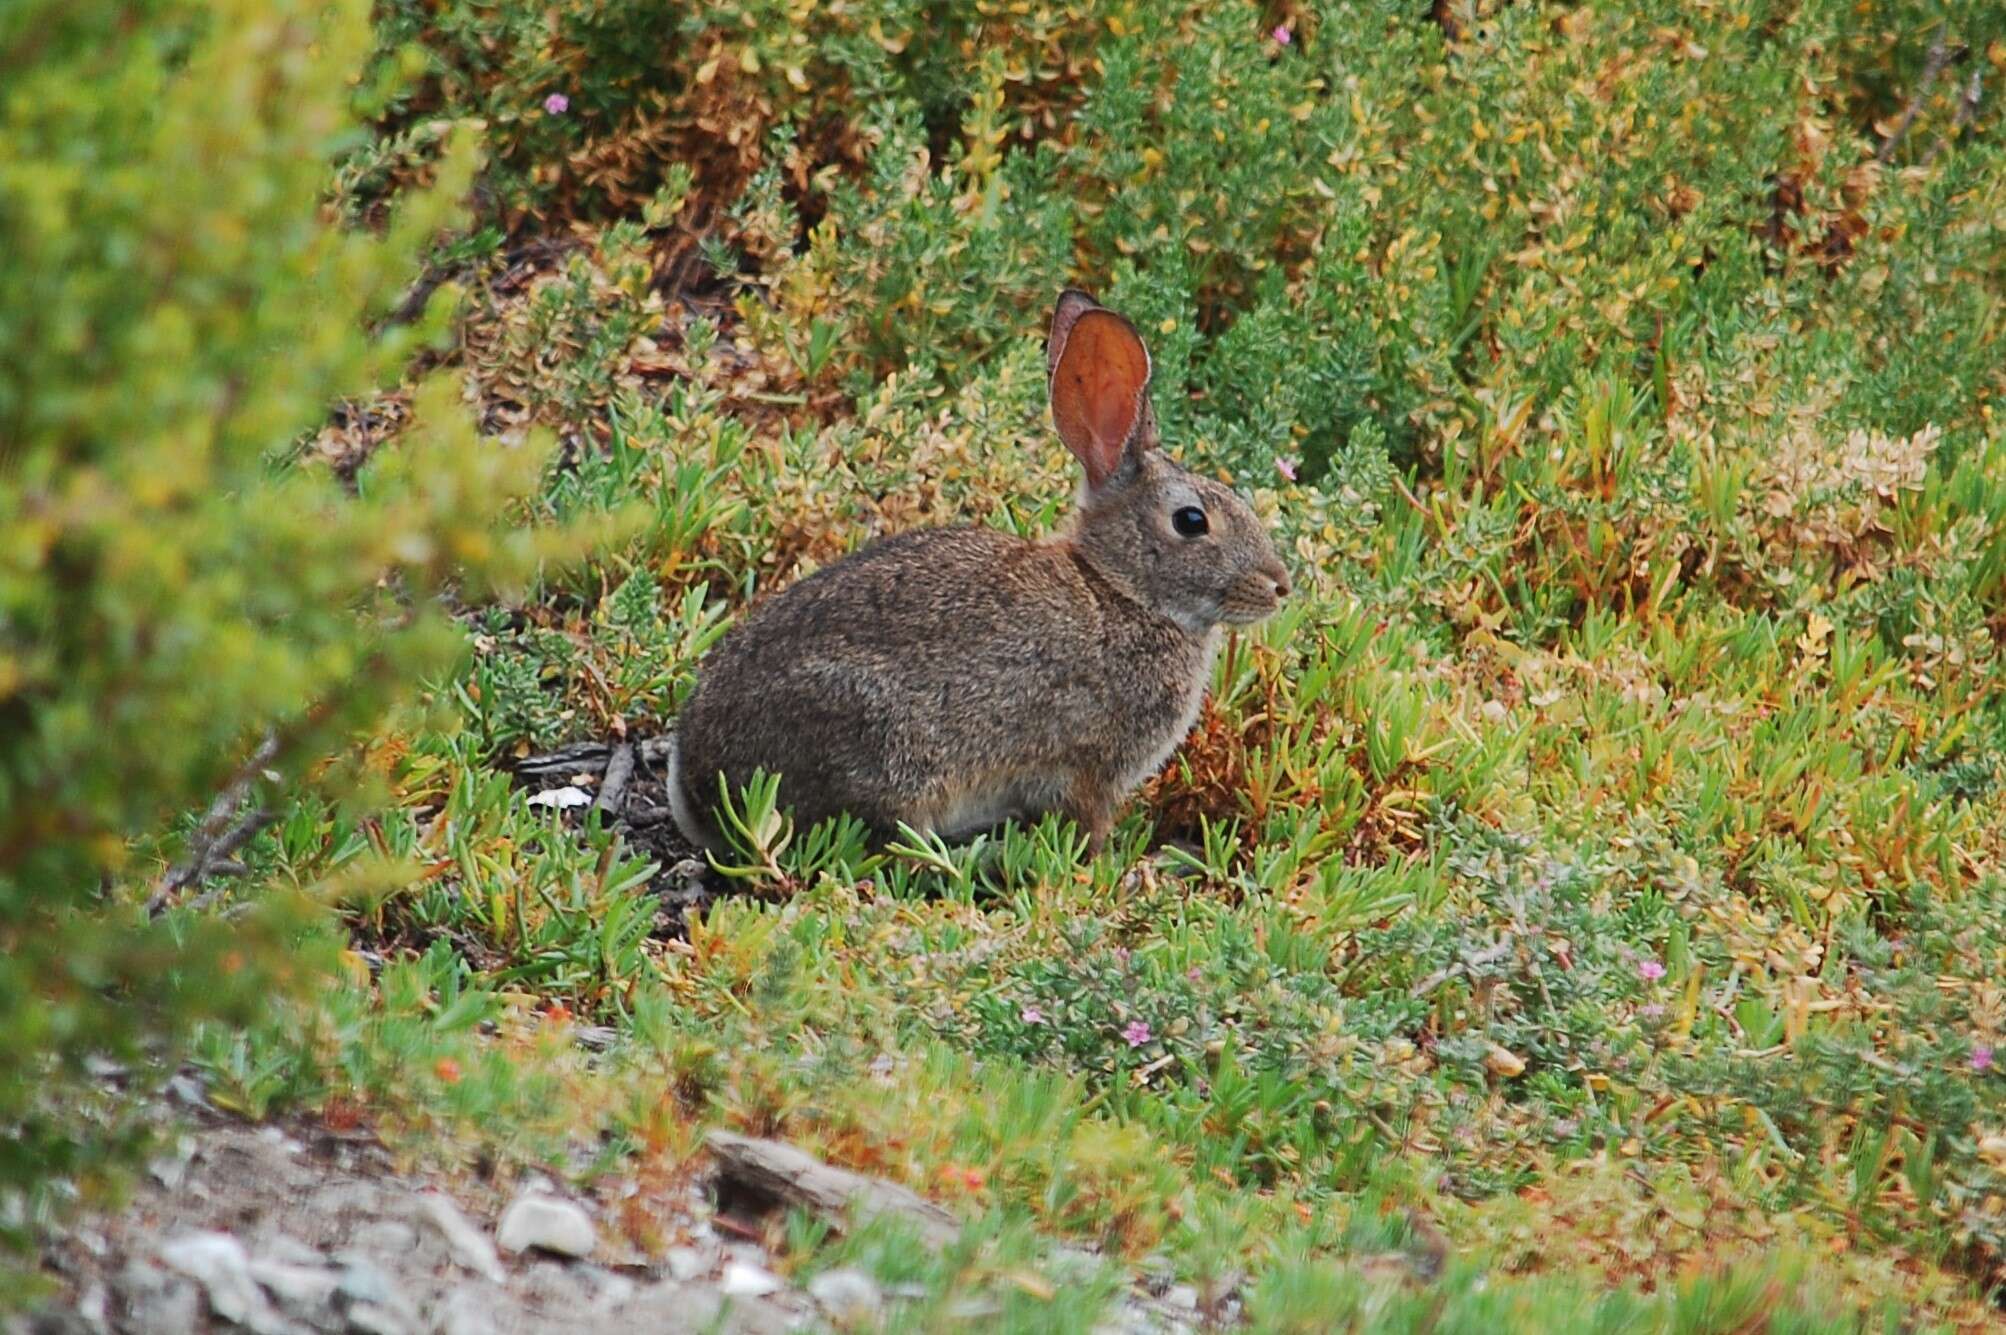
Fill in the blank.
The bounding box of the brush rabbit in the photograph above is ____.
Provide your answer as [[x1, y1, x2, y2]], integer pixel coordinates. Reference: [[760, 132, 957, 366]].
[[669, 289, 1290, 858]]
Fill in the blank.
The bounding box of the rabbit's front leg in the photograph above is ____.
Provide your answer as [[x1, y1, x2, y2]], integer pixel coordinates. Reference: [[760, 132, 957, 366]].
[[1062, 775, 1118, 859]]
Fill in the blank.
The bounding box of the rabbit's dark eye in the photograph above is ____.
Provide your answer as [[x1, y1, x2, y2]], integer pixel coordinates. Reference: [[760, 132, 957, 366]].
[[1171, 505, 1209, 537]]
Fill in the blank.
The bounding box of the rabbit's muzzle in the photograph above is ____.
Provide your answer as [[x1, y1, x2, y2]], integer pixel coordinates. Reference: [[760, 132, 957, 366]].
[[1220, 560, 1291, 624]]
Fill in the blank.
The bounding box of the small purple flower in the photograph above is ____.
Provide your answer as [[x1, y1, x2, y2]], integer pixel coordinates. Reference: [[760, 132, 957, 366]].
[[1975, 1044, 1995, 1074], [1122, 1020, 1152, 1048], [1113, 947, 1131, 965], [1272, 25, 1293, 45], [1020, 1005, 1045, 1025], [1638, 959, 1667, 982], [543, 93, 570, 116], [1276, 456, 1299, 482], [1187, 966, 1202, 982]]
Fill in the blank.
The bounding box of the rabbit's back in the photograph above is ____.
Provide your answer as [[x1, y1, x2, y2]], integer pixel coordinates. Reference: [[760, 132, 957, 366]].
[[671, 524, 1211, 849]]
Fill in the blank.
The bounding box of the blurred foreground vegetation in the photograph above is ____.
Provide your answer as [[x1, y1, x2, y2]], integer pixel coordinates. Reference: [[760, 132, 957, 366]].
[[6, 0, 2006, 1327]]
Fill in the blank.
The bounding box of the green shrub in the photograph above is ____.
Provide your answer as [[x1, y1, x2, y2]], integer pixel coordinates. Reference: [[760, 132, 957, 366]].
[[0, 0, 574, 1244]]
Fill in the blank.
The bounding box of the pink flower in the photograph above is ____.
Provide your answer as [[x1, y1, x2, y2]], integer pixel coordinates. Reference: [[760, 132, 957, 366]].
[[1975, 1045, 1995, 1073], [1276, 456, 1299, 482], [543, 93, 570, 115], [1122, 1020, 1152, 1048], [1638, 959, 1666, 981], [1187, 966, 1202, 982], [1272, 25, 1293, 45], [1020, 1005, 1045, 1025]]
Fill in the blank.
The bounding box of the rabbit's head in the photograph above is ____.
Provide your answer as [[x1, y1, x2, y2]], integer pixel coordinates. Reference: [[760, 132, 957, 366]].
[[1047, 289, 1290, 633]]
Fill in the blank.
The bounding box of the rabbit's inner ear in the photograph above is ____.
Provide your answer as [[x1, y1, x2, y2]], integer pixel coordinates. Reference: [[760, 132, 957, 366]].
[[1051, 309, 1152, 489]]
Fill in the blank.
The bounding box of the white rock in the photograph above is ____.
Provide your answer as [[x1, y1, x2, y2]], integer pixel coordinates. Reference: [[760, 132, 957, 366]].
[[432, 1289, 505, 1335], [147, 1154, 188, 1191], [255, 1125, 304, 1155], [115, 1260, 201, 1335], [157, 1232, 296, 1334], [663, 1245, 708, 1282], [246, 1257, 339, 1309], [1166, 1284, 1200, 1309], [76, 1281, 110, 1331], [718, 1261, 782, 1298], [415, 1192, 506, 1282], [807, 1268, 882, 1323], [346, 1303, 412, 1335], [337, 1259, 398, 1307], [527, 786, 593, 810], [496, 1193, 597, 1258], [591, 1271, 636, 1311], [338, 1261, 417, 1335], [348, 1219, 418, 1255]]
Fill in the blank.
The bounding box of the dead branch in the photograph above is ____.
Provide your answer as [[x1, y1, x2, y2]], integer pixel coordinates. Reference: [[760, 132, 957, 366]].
[[148, 732, 280, 914], [1923, 67, 1984, 168], [512, 740, 614, 781], [706, 1130, 960, 1249], [1878, 34, 1954, 163], [1408, 938, 1514, 998], [181, 807, 279, 911], [593, 742, 635, 817]]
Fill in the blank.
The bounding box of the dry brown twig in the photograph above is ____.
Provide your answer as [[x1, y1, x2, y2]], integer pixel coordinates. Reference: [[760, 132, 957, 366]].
[[148, 732, 281, 915], [1877, 33, 1955, 164], [1923, 66, 1984, 168]]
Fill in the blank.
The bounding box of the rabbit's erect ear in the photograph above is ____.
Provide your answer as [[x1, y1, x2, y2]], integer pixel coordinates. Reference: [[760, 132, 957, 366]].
[[1050, 304, 1152, 490], [1047, 288, 1101, 381]]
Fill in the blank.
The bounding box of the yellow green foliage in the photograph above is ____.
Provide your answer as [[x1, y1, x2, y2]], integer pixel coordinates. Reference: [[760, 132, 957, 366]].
[[0, 0, 584, 1236]]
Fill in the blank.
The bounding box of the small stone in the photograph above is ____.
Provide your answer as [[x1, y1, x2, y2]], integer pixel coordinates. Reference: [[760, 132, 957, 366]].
[[255, 1234, 326, 1270], [246, 1258, 338, 1310], [1484, 1043, 1526, 1078], [431, 1290, 505, 1335], [335, 1260, 396, 1308], [76, 1281, 109, 1330], [415, 1192, 505, 1282], [147, 1154, 189, 1191], [348, 1220, 418, 1256], [336, 1262, 417, 1335], [157, 1232, 294, 1333], [807, 1268, 882, 1324], [590, 1271, 635, 1310], [1166, 1285, 1200, 1310], [345, 1304, 411, 1335], [310, 1181, 392, 1218], [116, 1261, 202, 1335], [719, 1261, 782, 1298], [663, 1246, 707, 1282], [496, 1193, 597, 1259], [255, 1126, 304, 1155]]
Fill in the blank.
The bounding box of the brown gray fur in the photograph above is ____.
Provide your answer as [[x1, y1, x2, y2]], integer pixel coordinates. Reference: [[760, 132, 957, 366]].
[[669, 289, 1289, 857]]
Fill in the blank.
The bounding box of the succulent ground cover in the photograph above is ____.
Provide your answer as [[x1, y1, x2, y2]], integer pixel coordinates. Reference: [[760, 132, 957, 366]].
[[9, 0, 2006, 1329]]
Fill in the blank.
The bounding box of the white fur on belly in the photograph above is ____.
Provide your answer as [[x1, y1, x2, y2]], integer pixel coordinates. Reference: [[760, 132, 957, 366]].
[[665, 733, 719, 854]]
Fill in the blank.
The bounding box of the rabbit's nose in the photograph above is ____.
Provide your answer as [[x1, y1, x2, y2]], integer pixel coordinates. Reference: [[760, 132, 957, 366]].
[[1265, 562, 1291, 600]]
